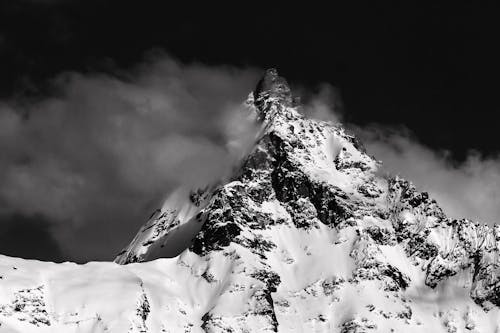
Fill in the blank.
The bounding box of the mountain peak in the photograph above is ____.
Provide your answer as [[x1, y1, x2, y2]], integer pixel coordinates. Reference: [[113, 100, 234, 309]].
[[253, 68, 293, 117], [109, 72, 500, 331], [4, 71, 500, 332]]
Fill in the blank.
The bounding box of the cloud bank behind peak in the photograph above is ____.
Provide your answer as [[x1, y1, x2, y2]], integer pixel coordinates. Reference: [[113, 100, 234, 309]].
[[0, 54, 498, 263], [0, 53, 260, 262], [303, 89, 500, 226]]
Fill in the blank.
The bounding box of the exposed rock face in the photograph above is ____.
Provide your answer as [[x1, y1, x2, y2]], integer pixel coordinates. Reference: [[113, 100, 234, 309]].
[[1, 69, 500, 332], [254, 68, 293, 115]]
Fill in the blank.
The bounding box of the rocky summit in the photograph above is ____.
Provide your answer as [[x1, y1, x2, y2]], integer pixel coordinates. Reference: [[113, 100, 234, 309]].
[[1, 70, 500, 332]]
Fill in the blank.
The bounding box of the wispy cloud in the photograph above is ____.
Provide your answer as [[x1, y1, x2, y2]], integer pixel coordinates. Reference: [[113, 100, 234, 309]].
[[0, 52, 260, 261], [306, 87, 500, 226], [360, 127, 500, 225]]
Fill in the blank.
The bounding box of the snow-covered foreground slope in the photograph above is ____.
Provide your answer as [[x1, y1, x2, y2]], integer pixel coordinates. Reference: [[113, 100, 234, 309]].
[[2, 69, 500, 332]]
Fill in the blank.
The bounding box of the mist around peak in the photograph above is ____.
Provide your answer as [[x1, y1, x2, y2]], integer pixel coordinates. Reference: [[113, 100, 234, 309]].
[[0, 52, 261, 262]]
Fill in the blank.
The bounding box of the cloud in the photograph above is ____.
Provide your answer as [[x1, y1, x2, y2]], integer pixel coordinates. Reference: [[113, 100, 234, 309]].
[[359, 127, 500, 225], [304, 87, 500, 226], [298, 83, 344, 124], [0, 52, 260, 262]]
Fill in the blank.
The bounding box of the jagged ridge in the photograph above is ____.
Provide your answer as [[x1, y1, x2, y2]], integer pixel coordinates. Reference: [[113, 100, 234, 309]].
[[114, 68, 500, 331], [1, 69, 500, 332]]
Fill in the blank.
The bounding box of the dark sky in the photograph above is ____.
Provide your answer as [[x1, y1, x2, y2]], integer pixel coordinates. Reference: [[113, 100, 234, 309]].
[[2, 1, 499, 158], [0, 1, 499, 262]]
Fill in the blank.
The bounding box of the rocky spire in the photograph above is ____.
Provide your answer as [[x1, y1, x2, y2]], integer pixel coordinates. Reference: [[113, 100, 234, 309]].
[[253, 68, 293, 117]]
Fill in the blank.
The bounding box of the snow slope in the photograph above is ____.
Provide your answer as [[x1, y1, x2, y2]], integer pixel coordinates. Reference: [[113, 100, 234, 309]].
[[1, 69, 500, 332]]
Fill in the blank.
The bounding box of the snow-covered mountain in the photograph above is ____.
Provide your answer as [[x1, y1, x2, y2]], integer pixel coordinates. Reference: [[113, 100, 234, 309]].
[[1, 69, 500, 332]]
